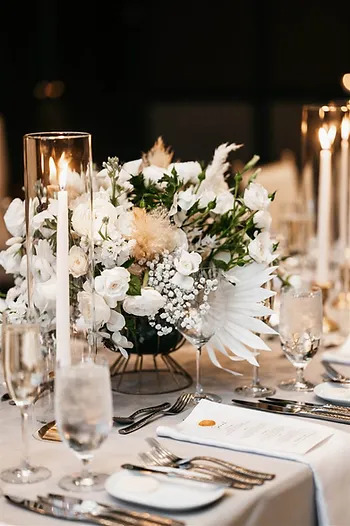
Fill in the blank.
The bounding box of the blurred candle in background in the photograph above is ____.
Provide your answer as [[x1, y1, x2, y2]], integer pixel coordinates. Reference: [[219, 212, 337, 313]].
[[339, 116, 350, 250], [316, 125, 336, 283]]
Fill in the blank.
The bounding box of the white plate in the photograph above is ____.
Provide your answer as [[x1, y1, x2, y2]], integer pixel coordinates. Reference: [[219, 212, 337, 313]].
[[314, 382, 350, 405], [105, 469, 226, 511]]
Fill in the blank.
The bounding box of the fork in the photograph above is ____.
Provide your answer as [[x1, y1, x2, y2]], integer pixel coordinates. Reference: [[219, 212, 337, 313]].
[[144, 438, 275, 481], [119, 393, 193, 435]]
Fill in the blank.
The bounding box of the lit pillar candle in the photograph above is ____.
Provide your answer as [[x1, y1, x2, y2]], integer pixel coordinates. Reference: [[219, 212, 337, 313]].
[[316, 125, 336, 283], [339, 116, 349, 250], [55, 155, 71, 366]]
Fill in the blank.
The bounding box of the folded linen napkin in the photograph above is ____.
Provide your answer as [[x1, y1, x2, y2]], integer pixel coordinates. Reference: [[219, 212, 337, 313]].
[[322, 335, 350, 365], [157, 399, 350, 526]]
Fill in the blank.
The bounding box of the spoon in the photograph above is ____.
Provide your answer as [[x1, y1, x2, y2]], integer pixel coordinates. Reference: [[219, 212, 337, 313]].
[[113, 402, 171, 425]]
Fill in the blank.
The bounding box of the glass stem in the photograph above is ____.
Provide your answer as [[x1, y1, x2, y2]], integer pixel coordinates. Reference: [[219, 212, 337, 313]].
[[296, 367, 305, 385], [195, 347, 203, 397], [252, 364, 260, 387], [80, 458, 93, 483], [20, 406, 31, 471]]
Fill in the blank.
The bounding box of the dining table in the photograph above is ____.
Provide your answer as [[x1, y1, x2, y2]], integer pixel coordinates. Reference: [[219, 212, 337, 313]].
[[0, 336, 349, 526]]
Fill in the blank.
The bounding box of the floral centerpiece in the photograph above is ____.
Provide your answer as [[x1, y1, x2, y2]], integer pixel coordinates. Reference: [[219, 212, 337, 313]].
[[0, 138, 278, 372]]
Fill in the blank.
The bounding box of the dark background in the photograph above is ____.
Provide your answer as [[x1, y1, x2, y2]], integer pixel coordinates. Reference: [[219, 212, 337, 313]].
[[1, 0, 350, 196]]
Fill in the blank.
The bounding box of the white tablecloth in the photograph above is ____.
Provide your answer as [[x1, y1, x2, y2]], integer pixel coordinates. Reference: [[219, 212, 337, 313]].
[[1, 339, 349, 526]]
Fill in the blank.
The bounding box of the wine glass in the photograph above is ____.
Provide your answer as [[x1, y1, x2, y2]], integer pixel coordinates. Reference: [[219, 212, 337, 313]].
[[176, 268, 221, 404], [55, 360, 113, 491], [0, 316, 51, 484], [278, 285, 322, 391]]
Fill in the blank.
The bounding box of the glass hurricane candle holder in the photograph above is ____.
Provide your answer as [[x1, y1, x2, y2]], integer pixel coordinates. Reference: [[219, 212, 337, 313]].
[[23, 132, 95, 367]]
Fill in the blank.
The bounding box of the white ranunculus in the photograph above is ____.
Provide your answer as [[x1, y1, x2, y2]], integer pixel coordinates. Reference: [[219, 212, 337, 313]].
[[253, 210, 272, 230], [168, 161, 201, 185], [177, 188, 198, 211], [33, 275, 57, 311], [123, 288, 166, 317], [78, 290, 111, 327], [243, 182, 270, 211], [0, 242, 22, 274], [4, 198, 25, 237], [174, 250, 202, 276], [95, 267, 130, 308], [170, 272, 194, 291], [71, 202, 90, 237], [107, 310, 126, 332], [143, 165, 169, 186], [213, 191, 234, 214], [198, 190, 216, 209], [69, 246, 88, 278], [248, 231, 276, 264], [72, 195, 118, 241]]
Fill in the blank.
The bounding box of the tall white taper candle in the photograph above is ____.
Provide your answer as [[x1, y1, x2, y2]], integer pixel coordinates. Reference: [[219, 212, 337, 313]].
[[339, 117, 349, 250]]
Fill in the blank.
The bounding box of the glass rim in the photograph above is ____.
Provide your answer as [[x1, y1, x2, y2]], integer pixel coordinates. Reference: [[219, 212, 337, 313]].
[[281, 284, 322, 299], [24, 131, 91, 140]]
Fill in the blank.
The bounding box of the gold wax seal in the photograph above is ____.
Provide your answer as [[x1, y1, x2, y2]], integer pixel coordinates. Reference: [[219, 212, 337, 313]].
[[198, 419, 216, 427]]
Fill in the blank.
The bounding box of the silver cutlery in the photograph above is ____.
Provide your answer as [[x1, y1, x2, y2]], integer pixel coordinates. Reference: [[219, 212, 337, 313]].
[[121, 463, 232, 487], [41, 493, 184, 526], [119, 393, 193, 434], [5, 494, 124, 525], [232, 398, 350, 424], [113, 402, 171, 425], [322, 361, 350, 384], [264, 396, 350, 413], [142, 437, 274, 482], [139, 450, 256, 489]]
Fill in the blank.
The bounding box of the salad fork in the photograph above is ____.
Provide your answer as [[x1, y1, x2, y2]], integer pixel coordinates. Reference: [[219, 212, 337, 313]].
[[119, 393, 193, 434], [143, 438, 275, 481]]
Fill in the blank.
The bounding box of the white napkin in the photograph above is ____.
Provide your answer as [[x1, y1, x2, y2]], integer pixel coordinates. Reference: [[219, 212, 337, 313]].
[[322, 334, 350, 365], [157, 400, 350, 526]]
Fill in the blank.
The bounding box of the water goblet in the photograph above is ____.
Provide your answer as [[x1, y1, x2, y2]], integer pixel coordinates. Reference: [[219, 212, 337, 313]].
[[55, 360, 113, 491], [0, 316, 51, 484], [278, 285, 322, 391], [176, 268, 221, 404]]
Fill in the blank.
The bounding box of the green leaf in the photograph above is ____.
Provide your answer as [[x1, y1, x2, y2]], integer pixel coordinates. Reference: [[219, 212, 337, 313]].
[[127, 274, 142, 296], [269, 190, 277, 202], [212, 258, 229, 270], [122, 258, 135, 269]]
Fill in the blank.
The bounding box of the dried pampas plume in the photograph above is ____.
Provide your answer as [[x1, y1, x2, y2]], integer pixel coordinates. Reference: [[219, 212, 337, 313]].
[[131, 207, 177, 261], [142, 137, 174, 168]]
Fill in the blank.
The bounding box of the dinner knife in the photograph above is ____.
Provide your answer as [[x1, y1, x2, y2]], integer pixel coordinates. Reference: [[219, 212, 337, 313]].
[[231, 398, 350, 424], [5, 495, 124, 525], [264, 397, 350, 413], [121, 463, 231, 486]]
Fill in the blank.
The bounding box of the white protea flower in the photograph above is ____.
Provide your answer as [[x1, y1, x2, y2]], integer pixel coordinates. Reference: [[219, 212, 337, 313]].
[[206, 263, 278, 374]]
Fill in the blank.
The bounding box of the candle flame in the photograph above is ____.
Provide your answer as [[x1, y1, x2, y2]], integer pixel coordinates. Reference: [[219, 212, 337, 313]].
[[58, 153, 69, 189], [318, 125, 336, 150], [49, 157, 57, 183], [341, 116, 350, 141]]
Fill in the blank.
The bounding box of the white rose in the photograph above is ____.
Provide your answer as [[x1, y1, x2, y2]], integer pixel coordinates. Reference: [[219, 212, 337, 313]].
[[198, 190, 216, 209], [253, 210, 272, 230], [95, 267, 130, 307], [123, 288, 166, 317], [0, 242, 22, 274], [143, 165, 169, 186], [4, 198, 25, 237], [78, 290, 111, 327], [69, 246, 88, 278], [33, 275, 57, 311], [72, 197, 117, 240], [244, 182, 270, 211], [174, 250, 202, 276], [248, 232, 276, 264], [212, 191, 234, 214], [107, 310, 126, 332], [177, 188, 197, 211], [168, 161, 201, 184]]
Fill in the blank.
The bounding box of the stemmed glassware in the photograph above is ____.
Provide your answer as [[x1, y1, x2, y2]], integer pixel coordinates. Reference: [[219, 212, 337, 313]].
[[278, 285, 323, 391], [0, 316, 51, 484], [55, 360, 113, 491], [176, 268, 222, 404]]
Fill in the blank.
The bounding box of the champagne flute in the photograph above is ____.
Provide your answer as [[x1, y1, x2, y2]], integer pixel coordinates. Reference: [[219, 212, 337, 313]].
[[279, 285, 322, 391], [176, 268, 221, 404], [55, 360, 113, 491], [0, 317, 51, 484]]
